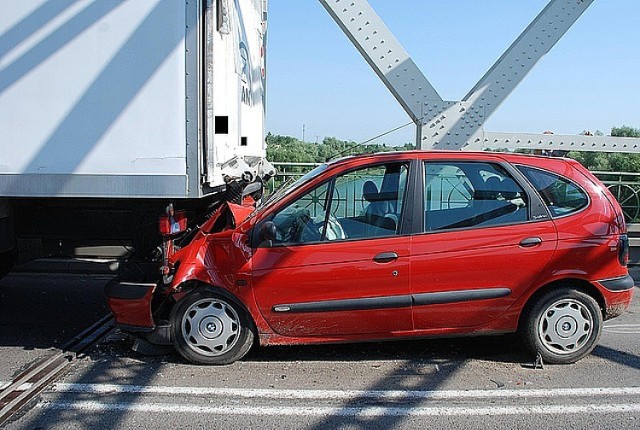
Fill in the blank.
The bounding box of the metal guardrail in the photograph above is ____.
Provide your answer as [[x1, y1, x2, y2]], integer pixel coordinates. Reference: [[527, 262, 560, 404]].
[[266, 162, 321, 194], [271, 163, 640, 224], [592, 171, 640, 223], [271, 162, 321, 179]]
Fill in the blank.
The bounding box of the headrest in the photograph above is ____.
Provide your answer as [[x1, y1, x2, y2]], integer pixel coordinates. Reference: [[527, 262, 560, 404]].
[[363, 180, 379, 202]]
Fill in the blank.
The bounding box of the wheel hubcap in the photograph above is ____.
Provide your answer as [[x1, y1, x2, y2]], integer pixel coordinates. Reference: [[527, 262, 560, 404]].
[[181, 298, 240, 357], [200, 316, 223, 338], [538, 298, 593, 355]]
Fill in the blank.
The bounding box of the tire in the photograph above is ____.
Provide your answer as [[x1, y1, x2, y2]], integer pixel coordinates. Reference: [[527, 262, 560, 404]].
[[171, 290, 255, 365], [522, 288, 602, 364]]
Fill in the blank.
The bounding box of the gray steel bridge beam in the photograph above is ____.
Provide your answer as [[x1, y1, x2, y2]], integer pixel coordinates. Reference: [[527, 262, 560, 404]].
[[319, 0, 447, 146], [321, 0, 640, 153], [428, 0, 595, 150], [481, 131, 640, 153]]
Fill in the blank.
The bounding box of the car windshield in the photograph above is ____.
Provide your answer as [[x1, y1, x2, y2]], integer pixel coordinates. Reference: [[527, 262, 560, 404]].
[[254, 164, 328, 213]]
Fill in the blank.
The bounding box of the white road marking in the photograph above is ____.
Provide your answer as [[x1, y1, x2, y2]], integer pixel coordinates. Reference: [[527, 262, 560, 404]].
[[603, 323, 640, 334], [36, 401, 640, 417], [49, 383, 640, 401], [9, 381, 640, 418]]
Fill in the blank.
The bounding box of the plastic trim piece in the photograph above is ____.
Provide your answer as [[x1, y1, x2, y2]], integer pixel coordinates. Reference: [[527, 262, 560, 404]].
[[599, 275, 635, 292], [412, 288, 511, 306], [105, 281, 156, 300], [273, 295, 412, 313], [273, 288, 512, 313]]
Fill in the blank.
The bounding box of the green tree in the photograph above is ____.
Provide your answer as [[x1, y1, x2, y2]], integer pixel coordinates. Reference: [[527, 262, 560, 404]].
[[266, 133, 414, 163], [612, 125, 640, 138], [568, 125, 640, 172]]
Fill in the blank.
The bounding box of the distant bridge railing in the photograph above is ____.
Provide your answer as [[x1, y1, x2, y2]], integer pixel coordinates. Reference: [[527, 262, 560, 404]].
[[270, 163, 640, 224], [267, 162, 321, 192], [593, 171, 640, 223]]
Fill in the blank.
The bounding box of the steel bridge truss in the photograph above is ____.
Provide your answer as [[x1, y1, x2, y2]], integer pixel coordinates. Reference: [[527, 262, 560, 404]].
[[319, 0, 640, 152]]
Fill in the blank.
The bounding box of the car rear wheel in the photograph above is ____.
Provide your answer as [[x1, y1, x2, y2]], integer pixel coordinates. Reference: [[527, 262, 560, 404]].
[[522, 288, 602, 364], [171, 290, 254, 365]]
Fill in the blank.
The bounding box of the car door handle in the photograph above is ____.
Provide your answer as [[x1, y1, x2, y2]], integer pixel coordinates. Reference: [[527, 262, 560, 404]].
[[520, 237, 543, 248], [374, 252, 399, 263]]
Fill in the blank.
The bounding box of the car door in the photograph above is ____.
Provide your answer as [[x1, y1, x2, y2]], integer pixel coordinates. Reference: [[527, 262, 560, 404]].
[[251, 161, 413, 337], [410, 160, 558, 330]]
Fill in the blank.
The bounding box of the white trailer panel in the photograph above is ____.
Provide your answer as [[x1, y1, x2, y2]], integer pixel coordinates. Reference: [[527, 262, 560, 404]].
[[0, 0, 270, 198], [1, 0, 186, 177]]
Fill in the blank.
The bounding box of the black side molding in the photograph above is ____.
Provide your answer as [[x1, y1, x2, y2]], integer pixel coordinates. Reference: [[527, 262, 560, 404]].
[[273, 288, 512, 313], [273, 295, 412, 313], [412, 288, 511, 306], [599, 275, 635, 291], [105, 281, 156, 300]]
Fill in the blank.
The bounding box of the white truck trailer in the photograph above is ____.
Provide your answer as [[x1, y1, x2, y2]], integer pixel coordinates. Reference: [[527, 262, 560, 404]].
[[0, 0, 273, 276]]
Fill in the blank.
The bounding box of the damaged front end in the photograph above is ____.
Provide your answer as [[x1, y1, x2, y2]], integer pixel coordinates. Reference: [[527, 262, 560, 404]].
[[105, 202, 191, 348], [105, 186, 259, 351]]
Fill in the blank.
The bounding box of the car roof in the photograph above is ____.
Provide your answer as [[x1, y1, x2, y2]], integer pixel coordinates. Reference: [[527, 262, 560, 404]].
[[326, 150, 574, 169]]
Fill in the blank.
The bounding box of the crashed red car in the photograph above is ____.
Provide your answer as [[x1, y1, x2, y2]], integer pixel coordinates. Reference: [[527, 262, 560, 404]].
[[106, 151, 634, 365]]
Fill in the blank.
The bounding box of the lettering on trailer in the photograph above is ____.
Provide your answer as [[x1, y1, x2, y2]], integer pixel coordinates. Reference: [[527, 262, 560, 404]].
[[235, 0, 253, 107]]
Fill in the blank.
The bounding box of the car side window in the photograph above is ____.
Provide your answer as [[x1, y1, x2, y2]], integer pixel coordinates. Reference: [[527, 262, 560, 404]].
[[517, 165, 588, 217], [268, 162, 409, 246], [270, 181, 331, 245], [424, 162, 529, 231], [327, 163, 409, 240]]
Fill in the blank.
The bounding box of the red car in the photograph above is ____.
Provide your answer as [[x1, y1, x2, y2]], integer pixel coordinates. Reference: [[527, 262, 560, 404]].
[[106, 151, 634, 365]]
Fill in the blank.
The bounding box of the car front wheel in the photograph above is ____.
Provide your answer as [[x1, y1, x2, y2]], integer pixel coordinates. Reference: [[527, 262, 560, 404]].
[[171, 290, 254, 365], [522, 288, 602, 364]]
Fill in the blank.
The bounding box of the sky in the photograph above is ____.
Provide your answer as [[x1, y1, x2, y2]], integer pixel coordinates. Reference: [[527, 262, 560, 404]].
[[265, 0, 640, 146]]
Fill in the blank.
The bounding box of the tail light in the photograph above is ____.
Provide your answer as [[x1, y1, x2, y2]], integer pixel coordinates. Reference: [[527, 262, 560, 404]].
[[619, 234, 629, 267], [159, 204, 187, 279], [159, 204, 187, 236]]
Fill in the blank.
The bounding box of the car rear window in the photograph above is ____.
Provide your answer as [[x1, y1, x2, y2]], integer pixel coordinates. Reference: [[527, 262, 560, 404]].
[[517, 165, 588, 217]]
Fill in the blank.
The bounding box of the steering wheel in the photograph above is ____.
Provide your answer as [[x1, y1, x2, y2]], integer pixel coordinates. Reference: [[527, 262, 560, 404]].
[[297, 213, 322, 243], [324, 214, 346, 241], [274, 208, 346, 243], [298, 213, 346, 243]]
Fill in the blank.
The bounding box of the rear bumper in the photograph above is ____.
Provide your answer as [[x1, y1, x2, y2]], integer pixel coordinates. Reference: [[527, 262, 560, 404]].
[[595, 274, 635, 320], [599, 274, 635, 291], [105, 281, 156, 329]]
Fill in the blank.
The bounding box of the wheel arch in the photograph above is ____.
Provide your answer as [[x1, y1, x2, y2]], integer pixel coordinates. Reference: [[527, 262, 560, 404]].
[[169, 280, 259, 335], [169, 281, 261, 364], [517, 278, 606, 331]]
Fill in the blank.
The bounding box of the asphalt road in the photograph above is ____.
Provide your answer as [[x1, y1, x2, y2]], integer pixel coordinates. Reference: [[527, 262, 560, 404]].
[[0, 272, 110, 384], [1, 269, 639, 429]]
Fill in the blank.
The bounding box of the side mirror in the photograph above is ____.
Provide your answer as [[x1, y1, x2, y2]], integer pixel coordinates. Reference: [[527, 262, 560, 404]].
[[259, 221, 277, 247]]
